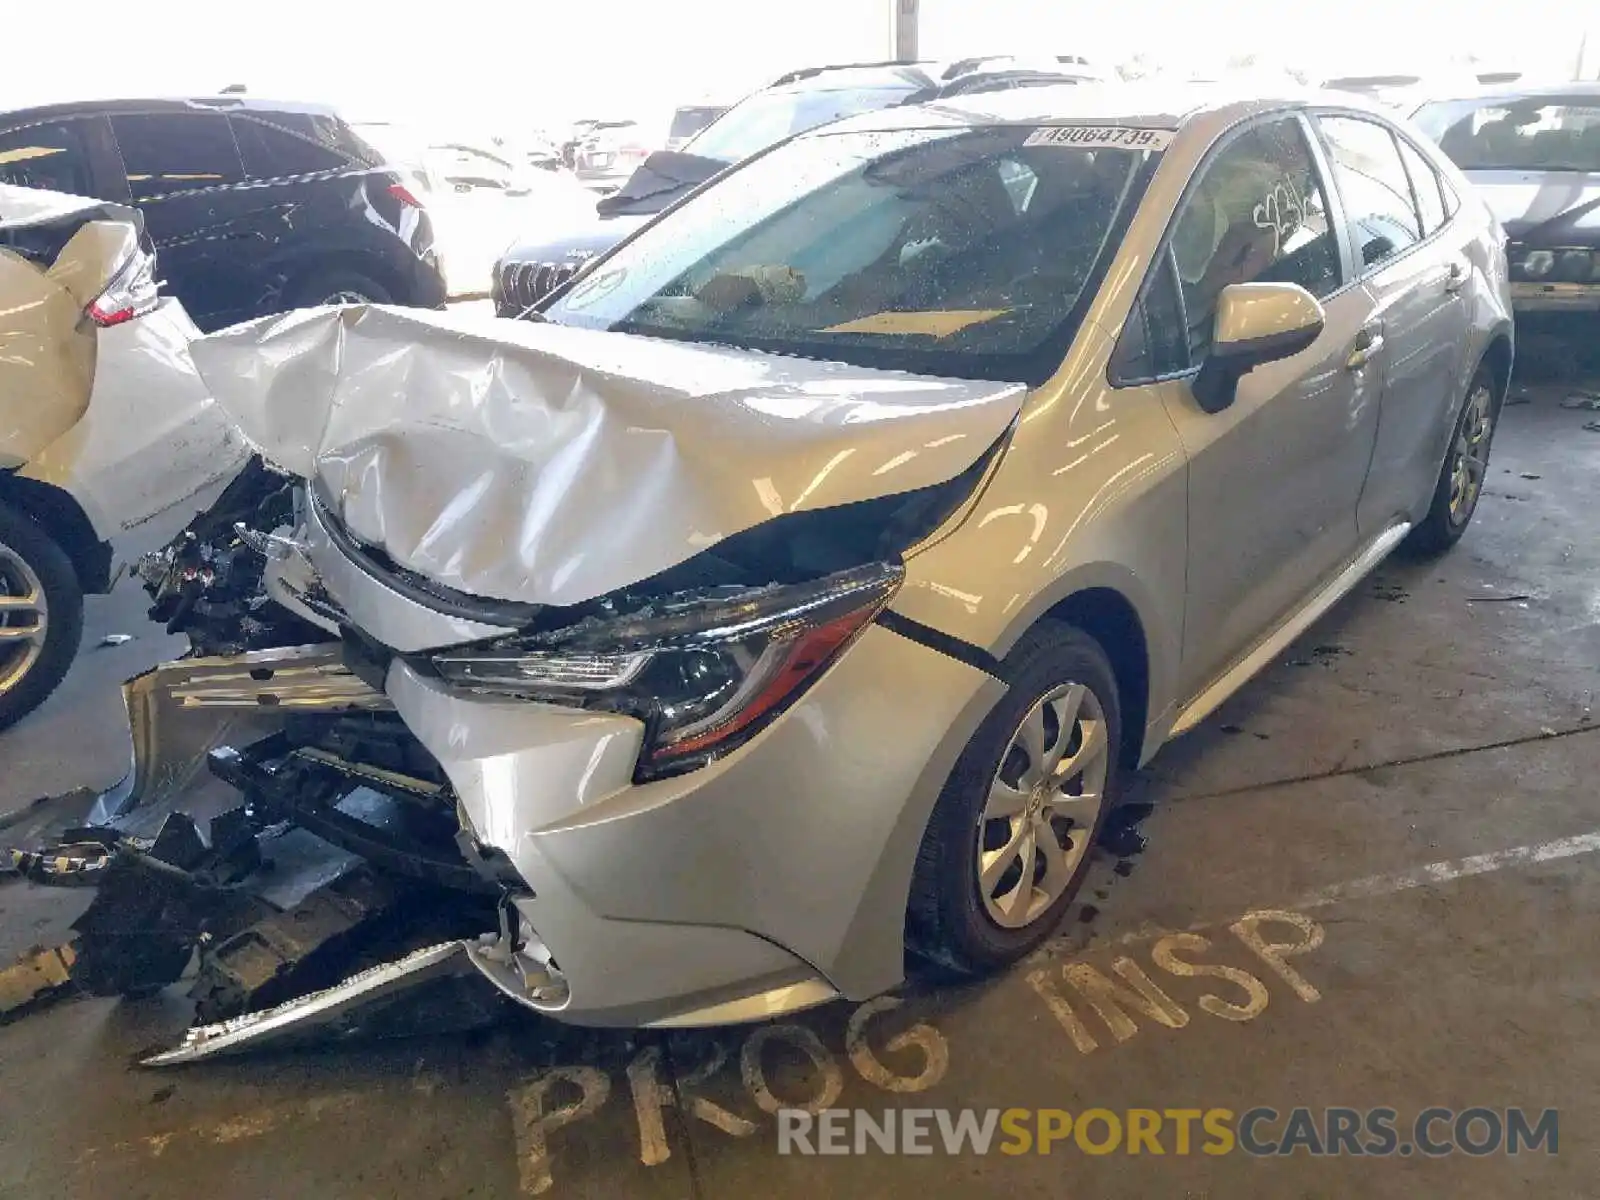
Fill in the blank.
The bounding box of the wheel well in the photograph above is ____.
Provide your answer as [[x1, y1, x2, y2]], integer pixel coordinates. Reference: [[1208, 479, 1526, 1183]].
[[1046, 588, 1149, 769], [1482, 333, 1513, 406], [0, 472, 111, 593], [286, 251, 404, 304]]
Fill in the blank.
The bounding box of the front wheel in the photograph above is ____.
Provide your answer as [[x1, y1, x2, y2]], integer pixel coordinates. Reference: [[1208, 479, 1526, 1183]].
[[0, 501, 84, 732], [1403, 365, 1499, 558], [908, 621, 1121, 974]]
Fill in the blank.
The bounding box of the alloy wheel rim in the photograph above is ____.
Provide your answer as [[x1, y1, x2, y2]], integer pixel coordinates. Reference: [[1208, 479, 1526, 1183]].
[[976, 682, 1110, 930], [1448, 383, 1494, 523], [0, 540, 48, 697]]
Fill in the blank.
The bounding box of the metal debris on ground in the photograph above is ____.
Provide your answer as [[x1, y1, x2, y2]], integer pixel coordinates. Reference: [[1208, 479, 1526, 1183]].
[[96, 633, 135, 648], [189, 867, 410, 1023], [1466, 593, 1533, 603], [0, 941, 78, 1019]]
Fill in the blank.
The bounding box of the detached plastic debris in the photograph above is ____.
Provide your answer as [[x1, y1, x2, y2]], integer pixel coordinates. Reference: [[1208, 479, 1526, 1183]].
[[0, 942, 78, 1020], [143, 941, 479, 1066], [97, 633, 135, 648]]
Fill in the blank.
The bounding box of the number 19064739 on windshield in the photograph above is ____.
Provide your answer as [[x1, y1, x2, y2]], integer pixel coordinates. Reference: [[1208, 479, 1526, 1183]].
[[1024, 126, 1175, 149]]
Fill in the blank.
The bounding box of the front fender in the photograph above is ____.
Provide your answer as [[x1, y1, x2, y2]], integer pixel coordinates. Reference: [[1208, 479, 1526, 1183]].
[[886, 326, 1190, 765]]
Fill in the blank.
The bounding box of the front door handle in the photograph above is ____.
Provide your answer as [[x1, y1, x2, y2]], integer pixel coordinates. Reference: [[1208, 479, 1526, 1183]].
[[1444, 261, 1468, 293], [1346, 326, 1385, 371]]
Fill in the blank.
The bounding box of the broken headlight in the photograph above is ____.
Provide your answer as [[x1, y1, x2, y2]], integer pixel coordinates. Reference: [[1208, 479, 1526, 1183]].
[[431, 562, 904, 779]]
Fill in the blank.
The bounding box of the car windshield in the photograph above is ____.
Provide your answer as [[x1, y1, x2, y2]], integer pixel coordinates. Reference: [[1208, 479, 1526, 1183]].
[[544, 124, 1157, 382], [685, 83, 926, 163], [669, 107, 726, 142], [1414, 96, 1600, 172]]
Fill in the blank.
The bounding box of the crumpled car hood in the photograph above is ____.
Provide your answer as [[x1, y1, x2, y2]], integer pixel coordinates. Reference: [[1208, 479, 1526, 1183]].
[[190, 305, 1026, 607]]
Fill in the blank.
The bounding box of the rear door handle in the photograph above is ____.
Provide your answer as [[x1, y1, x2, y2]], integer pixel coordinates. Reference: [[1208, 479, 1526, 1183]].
[[1444, 261, 1468, 293], [1346, 326, 1385, 371]]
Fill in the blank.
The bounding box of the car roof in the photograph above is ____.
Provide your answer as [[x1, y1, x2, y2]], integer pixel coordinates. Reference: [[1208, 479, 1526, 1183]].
[[816, 81, 1393, 137], [0, 96, 346, 123], [765, 63, 941, 95]]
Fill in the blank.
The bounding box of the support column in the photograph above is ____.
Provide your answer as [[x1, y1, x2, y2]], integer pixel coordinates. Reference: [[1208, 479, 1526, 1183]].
[[889, 0, 919, 62]]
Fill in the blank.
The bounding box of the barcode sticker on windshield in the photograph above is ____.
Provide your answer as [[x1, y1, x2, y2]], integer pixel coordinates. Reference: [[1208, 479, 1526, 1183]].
[[1024, 125, 1174, 150]]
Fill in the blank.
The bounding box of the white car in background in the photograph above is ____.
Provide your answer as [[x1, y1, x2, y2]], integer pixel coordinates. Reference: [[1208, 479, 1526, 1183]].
[[351, 123, 595, 298], [0, 185, 246, 729], [421, 144, 595, 297]]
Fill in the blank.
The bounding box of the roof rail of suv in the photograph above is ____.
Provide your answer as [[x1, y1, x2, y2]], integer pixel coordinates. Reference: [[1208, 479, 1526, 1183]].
[[769, 59, 938, 87]]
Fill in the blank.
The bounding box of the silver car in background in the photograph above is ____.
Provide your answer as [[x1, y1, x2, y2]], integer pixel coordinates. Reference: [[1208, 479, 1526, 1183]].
[[154, 84, 1512, 1043], [1413, 83, 1600, 315]]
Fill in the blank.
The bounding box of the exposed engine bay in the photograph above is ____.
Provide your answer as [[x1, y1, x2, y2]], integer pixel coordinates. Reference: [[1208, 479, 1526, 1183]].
[[7, 419, 1005, 1062]]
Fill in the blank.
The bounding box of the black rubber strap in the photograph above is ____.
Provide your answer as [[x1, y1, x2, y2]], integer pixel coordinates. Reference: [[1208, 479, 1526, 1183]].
[[875, 609, 1004, 679]]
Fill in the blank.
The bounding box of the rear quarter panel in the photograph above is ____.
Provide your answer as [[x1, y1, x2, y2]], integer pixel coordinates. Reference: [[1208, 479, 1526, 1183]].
[[0, 248, 93, 467], [18, 298, 247, 551]]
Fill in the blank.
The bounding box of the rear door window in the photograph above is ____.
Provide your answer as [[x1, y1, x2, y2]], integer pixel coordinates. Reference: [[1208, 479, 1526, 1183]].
[[1314, 115, 1423, 270], [110, 113, 244, 198], [1395, 136, 1449, 236], [0, 120, 95, 194], [231, 117, 348, 179]]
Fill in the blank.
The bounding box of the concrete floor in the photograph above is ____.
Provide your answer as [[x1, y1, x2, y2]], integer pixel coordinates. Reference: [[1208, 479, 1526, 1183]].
[[1, 373, 1597, 1198]]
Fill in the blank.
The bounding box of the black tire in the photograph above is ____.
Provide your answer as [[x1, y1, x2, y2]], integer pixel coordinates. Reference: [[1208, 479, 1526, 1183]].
[[1402, 363, 1500, 558], [287, 266, 394, 308], [908, 620, 1122, 974], [0, 500, 84, 732]]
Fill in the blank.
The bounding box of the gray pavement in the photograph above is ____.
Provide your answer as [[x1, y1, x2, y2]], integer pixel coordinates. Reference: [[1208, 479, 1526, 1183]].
[[0, 375, 1596, 1198]]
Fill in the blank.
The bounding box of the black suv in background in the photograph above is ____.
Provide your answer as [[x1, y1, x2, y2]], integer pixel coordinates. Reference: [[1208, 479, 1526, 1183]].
[[0, 97, 447, 330], [493, 58, 1093, 316]]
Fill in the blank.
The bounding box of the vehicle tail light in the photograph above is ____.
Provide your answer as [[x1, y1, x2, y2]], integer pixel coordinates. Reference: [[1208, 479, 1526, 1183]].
[[86, 248, 160, 327], [387, 182, 425, 208]]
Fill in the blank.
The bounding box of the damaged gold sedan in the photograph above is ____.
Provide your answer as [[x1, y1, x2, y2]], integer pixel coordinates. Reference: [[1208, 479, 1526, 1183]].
[[6, 85, 1510, 1063]]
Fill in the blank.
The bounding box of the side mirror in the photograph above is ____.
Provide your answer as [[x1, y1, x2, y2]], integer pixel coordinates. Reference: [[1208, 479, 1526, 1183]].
[[1192, 282, 1325, 414]]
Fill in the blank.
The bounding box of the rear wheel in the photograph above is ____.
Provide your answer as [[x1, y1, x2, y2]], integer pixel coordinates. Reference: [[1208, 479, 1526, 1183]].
[[0, 501, 84, 731], [289, 267, 393, 308], [908, 621, 1121, 973], [1403, 364, 1499, 557]]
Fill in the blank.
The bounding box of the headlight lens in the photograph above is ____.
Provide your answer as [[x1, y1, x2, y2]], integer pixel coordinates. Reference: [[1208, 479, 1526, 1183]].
[[431, 562, 904, 779]]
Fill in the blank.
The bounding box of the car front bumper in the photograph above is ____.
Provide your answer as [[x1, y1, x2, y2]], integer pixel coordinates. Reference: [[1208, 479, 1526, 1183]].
[[291, 497, 1003, 1027], [1510, 281, 1600, 313]]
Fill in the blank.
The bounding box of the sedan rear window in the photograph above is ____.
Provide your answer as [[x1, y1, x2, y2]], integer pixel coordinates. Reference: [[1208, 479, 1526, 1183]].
[[1415, 96, 1600, 173], [544, 125, 1157, 382]]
